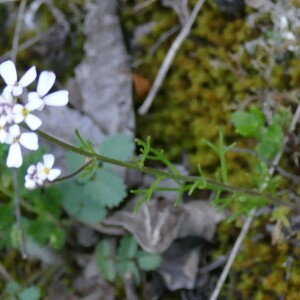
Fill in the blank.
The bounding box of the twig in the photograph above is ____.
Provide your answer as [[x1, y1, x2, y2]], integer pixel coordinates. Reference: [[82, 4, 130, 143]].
[[209, 103, 300, 300], [0, 26, 56, 62], [0, 0, 20, 3], [0, 262, 12, 280], [138, 0, 206, 115], [232, 147, 300, 183], [13, 170, 28, 259], [11, 0, 27, 63], [0, 25, 57, 61], [148, 25, 180, 57], [124, 272, 138, 300], [133, 0, 157, 12]]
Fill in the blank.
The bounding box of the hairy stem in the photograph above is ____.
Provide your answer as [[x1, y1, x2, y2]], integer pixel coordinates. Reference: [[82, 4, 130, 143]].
[[37, 129, 279, 202]]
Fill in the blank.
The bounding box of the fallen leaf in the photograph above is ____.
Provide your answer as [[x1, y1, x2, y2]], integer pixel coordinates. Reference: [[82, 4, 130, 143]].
[[132, 73, 151, 97]]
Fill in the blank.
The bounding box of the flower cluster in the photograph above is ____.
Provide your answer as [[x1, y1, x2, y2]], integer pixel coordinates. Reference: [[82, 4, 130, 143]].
[[0, 60, 68, 188], [25, 154, 61, 190]]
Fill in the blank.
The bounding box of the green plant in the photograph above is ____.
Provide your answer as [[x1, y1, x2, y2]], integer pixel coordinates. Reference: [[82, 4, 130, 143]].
[[95, 235, 162, 285]]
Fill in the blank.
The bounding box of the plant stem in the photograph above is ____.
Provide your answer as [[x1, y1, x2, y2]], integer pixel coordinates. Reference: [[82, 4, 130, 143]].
[[53, 157, 94, 182], [37, 129, 279, 202], [13, 169, 27, 259]]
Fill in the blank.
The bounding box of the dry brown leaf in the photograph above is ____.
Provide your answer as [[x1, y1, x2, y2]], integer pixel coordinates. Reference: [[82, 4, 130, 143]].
[[132, 73, 151, 98], [104, 197, 225, 253]]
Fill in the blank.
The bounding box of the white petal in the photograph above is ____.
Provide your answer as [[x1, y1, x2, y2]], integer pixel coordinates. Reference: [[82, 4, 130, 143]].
[[12, 104, 25, 124], [43, 90, 69, 106], [43, 154, 54, 168], [9, 124, 20, 137], [19, 132, 38, 150], [0, 60, 17, 85], [3, 86, 13, 95], [28, 91, 39, 102], [28, 92, 44, 110], [25, 114, 42, 130], [0, 116, 6, 126], [0, 91, 13, 104], [6, 143, 22, 168], [25, 179, 36, 190], [4, 132, 13, 144], [47, 168, 61, 181], [12, 103, 23, 114], [280, 16, 288, 30], [19, 66, 37, 87], [13, 113, 24, 124], [27, 165, 36, 174], [36, 162, 44, 172], [26, 98, 44, 111], [0, 129, 6, 143], [284, 32, 296, 40], [37, 71, 56, 97], [12, 86, 23, 97], [37, 164, 47, 181]]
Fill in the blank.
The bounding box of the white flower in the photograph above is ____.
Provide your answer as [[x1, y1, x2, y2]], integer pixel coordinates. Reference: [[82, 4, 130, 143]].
[[24, 154, 61, 190], [6, 124, 38, 168], [0, 117, 8, 143], [0, 91, 13, 104], [0, 102, 14, 124], [0, 60, 37, 97], [13, 101, 43, 130], [25, 165, 44, 190], [36, 154, 61, 181], [28, 71, 69, 110], [0, 92, 14, 124], [283, 31, 296, 41], [279, 16, 288, 31]]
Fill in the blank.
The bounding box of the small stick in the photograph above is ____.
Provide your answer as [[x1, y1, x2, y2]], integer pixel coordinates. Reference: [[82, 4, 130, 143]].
[[124, 272, 138, 300], [133, 0, 157, 12], [138, 0, 206, 115], [0, 0, 20, 3], [11, 0, 27, 63], [0, 261, 12, 280], [1, 26, 56, 61], [148, 25, 180, 57]]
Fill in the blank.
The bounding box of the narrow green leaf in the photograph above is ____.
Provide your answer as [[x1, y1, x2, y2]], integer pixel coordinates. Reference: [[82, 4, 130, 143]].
[[96, 240, 117, 282], [118, 235, 138, 260], [118, 260, 140, 285]]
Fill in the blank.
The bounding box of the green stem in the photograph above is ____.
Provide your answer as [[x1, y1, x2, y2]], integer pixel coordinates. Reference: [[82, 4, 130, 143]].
[[53, 157, 94, 182], [37, 129, 278, 202], [13, 169, 27, 259], [219, 129, 228, 184]]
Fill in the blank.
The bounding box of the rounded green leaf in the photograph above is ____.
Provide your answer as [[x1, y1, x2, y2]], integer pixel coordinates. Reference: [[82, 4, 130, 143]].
[[137, 251, 162, 271], [60, 181, 107, 224], [19, 286, 41, 300], [99, 133, 135, 162], [84, 168, 127, 209]]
